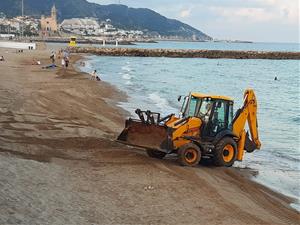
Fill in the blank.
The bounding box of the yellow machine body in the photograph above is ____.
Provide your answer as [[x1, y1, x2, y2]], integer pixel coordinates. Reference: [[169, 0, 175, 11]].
[[117, 89, 261, 167], [68, 36, 77, 47]]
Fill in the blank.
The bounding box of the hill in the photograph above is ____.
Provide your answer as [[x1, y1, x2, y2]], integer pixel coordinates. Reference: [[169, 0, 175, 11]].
[[0, 0, 211, 40]]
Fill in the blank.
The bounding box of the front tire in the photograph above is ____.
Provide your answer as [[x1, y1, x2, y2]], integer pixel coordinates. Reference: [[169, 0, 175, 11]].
[[213, 137, 237, 167], [146, 149, 167, 159], [177, 143, 201, 167]]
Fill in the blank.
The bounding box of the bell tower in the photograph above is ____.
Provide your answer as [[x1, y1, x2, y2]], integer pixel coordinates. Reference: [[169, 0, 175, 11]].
[[40, 4, 58, 34], [51, 4, 57, 21]]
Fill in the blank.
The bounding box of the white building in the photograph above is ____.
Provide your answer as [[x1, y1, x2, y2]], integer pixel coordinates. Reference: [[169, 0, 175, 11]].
[[0, 16, 39, 35], [60, 18, 100, 35], [60, 17, 144, 39]]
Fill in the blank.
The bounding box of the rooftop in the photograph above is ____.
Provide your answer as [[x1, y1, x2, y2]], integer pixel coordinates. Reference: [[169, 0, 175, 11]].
[[191, 92, 234, 101]]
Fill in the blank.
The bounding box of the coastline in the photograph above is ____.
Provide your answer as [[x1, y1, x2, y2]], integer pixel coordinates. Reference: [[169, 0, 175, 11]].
[[74, 52, 300, 212], [0, 46, 299, 224], [77, 53, 300, 211], [72, 53, 130, 118]]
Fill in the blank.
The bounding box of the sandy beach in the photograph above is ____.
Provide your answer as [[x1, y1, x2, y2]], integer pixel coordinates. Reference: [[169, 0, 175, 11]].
[[0, 45, 299, 225]]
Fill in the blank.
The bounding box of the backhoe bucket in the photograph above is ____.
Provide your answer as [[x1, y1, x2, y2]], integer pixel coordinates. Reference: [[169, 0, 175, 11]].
[[244, 131, 257, 153], [117, 119, 169, 151]]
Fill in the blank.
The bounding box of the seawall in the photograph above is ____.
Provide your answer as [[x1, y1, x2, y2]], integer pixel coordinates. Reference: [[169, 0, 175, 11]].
[[0, 41, 36, 50], [69, 47, 300, 60], [29, 37, 134, 45]]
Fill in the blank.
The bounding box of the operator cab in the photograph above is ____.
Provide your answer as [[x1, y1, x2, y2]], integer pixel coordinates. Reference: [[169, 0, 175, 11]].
[[180, 93, 234, 138]]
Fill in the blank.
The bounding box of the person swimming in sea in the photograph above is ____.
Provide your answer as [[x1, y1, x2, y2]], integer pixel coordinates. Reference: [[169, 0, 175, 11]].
[[274, 76, 278, 81]]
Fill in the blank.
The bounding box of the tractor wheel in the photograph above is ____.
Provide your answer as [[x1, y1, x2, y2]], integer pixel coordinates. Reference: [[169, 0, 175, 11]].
[[178, 143, 201, 167], [213, 137, 237, 167], [146, 149, 167, 159]]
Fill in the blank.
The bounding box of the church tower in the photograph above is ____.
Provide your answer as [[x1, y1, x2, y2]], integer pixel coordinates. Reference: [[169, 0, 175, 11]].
[[40, 4, 58, 35], [51, 4, 57, 21]]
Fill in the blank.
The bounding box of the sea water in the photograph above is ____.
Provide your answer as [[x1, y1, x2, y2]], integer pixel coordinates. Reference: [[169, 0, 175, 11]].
[[79, 41, 300, 210], [129, 41, 300, 52], [48, 40, 300, 52]]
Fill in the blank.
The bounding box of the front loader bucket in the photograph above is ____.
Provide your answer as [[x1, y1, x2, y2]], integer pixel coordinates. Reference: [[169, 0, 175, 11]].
[[117, 119, 169, 151]]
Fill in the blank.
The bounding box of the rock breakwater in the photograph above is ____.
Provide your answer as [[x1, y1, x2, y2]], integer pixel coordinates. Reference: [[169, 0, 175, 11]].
[[70, 47, 300, 60]]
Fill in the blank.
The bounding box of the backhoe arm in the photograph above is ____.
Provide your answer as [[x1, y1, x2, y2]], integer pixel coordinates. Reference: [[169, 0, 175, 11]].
[[232, 89, 261, 159]]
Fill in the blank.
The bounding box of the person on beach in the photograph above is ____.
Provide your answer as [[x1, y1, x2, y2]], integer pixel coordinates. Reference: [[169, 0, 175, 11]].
[[61, 58, 66, 68], [57, 49, 62, 59], [90, 70, 97, 80], [42, 64, 57, 69], [32, 58, 41, 65], [96, 73, 101, 81], [50, 51, 55, 64], [90, 70, 101, 81], [63, 50, 70, 59], [0, 56, 4, 61], [64, 56, 70, 68]]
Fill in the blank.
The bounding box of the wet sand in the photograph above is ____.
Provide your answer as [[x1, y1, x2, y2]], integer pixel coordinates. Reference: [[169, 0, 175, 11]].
[[0, 46, 299, 225]]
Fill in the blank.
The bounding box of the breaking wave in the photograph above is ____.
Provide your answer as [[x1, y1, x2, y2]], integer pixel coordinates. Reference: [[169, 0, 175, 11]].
[[148, 92, 175, 113], [122, 73, 133, 80]]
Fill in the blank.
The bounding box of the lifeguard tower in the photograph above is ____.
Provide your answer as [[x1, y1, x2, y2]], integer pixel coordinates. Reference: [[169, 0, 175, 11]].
[[68, 36, 77, 47]]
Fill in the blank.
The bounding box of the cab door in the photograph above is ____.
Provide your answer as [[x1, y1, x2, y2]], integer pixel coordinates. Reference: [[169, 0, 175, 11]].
[[202, 100, 230, 138]]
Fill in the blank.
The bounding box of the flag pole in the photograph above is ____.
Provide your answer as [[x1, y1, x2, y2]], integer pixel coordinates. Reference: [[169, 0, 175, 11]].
[[21, 0, 24, 38]]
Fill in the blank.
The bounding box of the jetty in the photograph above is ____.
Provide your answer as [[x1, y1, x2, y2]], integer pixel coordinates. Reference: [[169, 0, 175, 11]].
[[70, 47, 300, 60]]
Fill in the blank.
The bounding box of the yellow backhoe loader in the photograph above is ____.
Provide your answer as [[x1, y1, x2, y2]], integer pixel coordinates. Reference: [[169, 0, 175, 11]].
[[117, 89, 261, 167]]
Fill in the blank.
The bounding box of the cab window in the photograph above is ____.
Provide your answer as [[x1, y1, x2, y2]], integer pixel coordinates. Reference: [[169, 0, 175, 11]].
[[228, 102, 233, 128], [212, 101, 226, 130], [198, 98, 214, 121], [187, 96, 199, 117]]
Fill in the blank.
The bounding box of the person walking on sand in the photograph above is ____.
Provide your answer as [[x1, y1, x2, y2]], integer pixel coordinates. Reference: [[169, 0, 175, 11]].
[[61, 57, 65, 68], [64, 56, 70, 68], [0, 56, 4, 61], [50, 51, 55, 64], [58, 49, 62, 59]]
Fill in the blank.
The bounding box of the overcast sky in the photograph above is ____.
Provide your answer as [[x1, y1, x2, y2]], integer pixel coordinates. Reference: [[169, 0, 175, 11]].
[[88, 0, 299, 43]]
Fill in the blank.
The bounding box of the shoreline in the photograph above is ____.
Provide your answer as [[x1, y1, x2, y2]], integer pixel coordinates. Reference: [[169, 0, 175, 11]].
[[72, 53, 131, 120], [77, 53, 300, 212], [0, 46, 299, 224]]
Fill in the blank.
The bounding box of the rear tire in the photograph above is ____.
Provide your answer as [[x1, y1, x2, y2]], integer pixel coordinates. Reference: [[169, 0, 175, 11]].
[[178, 143, 201, 167], [146, 149, 167, 159], [213, 137, 237, 167]]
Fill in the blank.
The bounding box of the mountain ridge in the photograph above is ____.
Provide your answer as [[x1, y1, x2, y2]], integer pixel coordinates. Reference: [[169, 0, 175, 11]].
[[0, 0, 212, 40]]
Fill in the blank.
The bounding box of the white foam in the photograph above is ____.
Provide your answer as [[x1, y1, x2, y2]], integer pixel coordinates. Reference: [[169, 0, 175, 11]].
[[125, 80, 132, 85], [122, 73, 132, 80], [121, 65, 132, 72], [148, 92, 172, 112], [79, 60, 92, 73]]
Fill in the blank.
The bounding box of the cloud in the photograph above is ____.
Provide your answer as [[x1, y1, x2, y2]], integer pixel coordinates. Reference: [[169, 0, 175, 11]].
[[209, 7, 273, 23], [179, 9, 191, 18], [206, 0, 299, 25]]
